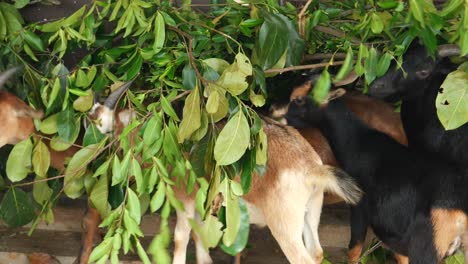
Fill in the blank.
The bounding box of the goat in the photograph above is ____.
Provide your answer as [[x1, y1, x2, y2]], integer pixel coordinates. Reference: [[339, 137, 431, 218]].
[[286, 90, 468, 264], [267, 73, 407, 205], [87, 83, 364, 263], [369, 43, 467, 167], [0, 67, 103, 264], [171, 118, 362, 264], [0, 68, 43, 148]]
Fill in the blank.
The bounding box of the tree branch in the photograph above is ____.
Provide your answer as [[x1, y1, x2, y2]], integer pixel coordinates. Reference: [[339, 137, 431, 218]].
[[264, 60, 347, 74]]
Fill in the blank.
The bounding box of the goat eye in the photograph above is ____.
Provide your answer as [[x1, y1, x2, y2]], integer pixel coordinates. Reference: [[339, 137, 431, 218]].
[[296, 97, 306, 106]]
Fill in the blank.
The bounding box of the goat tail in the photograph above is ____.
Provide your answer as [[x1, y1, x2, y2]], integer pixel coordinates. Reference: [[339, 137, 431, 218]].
[[310, 165, 363, 205]]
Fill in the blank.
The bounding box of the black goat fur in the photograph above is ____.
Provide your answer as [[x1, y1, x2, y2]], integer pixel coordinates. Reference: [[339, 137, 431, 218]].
[[286, 96, 468, 263], [369, 43, 468, 168]]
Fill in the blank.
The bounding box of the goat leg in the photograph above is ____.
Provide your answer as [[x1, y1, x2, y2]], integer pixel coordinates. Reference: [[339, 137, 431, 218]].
[[78, 206, 101, 264], [347, 198, 369, 264], [408, 216, 439, 264], [463, 233, 468, 264]]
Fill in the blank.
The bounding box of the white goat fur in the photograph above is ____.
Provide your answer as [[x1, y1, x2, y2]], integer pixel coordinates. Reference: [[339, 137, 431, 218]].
[[171, 122, 362, 264]]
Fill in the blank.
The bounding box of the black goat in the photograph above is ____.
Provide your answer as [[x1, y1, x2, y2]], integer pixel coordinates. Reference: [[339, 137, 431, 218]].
[[369, 43, 467, 167], [286, 92, 468, 264]]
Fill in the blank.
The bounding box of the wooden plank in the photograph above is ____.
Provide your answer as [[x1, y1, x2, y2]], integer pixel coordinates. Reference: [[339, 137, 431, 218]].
[[0, 202, 376, 263]]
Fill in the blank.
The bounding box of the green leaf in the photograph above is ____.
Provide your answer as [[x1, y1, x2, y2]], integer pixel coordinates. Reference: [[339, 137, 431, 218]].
[[132, 158, 144, 194], [206, 90, 219, 114], [73, 91, 94, 112], [440, 0, 464, 16], [191, 111, 209, 141], [89, 237, 114, 263], [6, 138, 32, 182], [334, 47, 354, 82], [192, 215, 223, 250], [63, 5, 87, 27], [39, 114, 58, 135], [150, 181, 166, 212], [240, 149, 255, 194], [445, 252, 464, 264], [376, 52, 393, 78], [178, 86, 201, 143], [257, 10, 289, 69], [409, 0, 424, 25], [182, 64, 197, 90], [64, 143, 103, 198], [0, 188, 35, 228], [126, 188, 141, 224], [220, 198, 249, 255], [14, 0, 30, 9], [204, 58, 230, 75], [256, 128, 267, 166], [51, 117, 81, 151], [143, 113, 163, 147], [32, 140, 50, 178], [136, 240, 151, 264], [112, 153, 126, 186], [33, 179, 53, 205], [23, 30, 45, 52], [83, 124, 106, 147], [76, 69, 89, 88], [153, 12, 165, 54], [57, 108, 76, 142], [214, 110, 250, 165], [364, 47, 379, 84], [24, 44, 38, 62], [217, 53, 252, 96], [223, 180, 241, 247], [436, 63, 468, 130], [277, 11, 304, 67], [355, 44, 369, 76], [160, 94, 180, 121], [312, 70, 331, 103], [370, 13, 384, 34], [90, 173, 110, 218]]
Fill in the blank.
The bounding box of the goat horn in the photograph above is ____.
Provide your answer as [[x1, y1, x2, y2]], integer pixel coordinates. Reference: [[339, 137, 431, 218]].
[[104, 80, 134, 109], [437, 44, 461, 58], [0, 66, 22, 88], [333, 70, 359, 87]]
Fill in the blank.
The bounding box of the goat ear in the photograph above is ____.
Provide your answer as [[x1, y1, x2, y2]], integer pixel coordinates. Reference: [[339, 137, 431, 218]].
[[326, 88, 346, 102]]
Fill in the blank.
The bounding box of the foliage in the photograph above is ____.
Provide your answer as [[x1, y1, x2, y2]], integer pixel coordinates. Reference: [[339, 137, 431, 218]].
[[0, 0, 467, 263], [436, 61, 468, 130]]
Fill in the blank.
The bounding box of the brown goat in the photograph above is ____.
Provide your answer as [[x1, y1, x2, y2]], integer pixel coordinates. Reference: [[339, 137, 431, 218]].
[[0, 91, 43, 148], [88, 87, 363, 264], [172, 119, 363, 264], [0, 68, 100, 264]]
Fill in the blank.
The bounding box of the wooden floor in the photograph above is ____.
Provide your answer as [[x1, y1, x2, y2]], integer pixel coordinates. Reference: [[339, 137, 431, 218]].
[[0, 201, 375, 264]]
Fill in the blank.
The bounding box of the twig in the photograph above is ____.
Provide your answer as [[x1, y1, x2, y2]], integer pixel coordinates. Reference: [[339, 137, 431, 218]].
[[173, 90, 191, 102], [358, 241, 383, 263], [298, 0, 314, 37], [304, 52, 347, 61], [315, 25, 361, 44], [264, 60, 347, 74], [167, 25, 207, 87]]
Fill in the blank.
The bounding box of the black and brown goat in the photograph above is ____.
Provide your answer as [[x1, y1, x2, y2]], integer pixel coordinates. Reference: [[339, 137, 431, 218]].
[[286, 90, 468, 264], [369, 43, 467, 168], [267, 72, 407, 206]]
